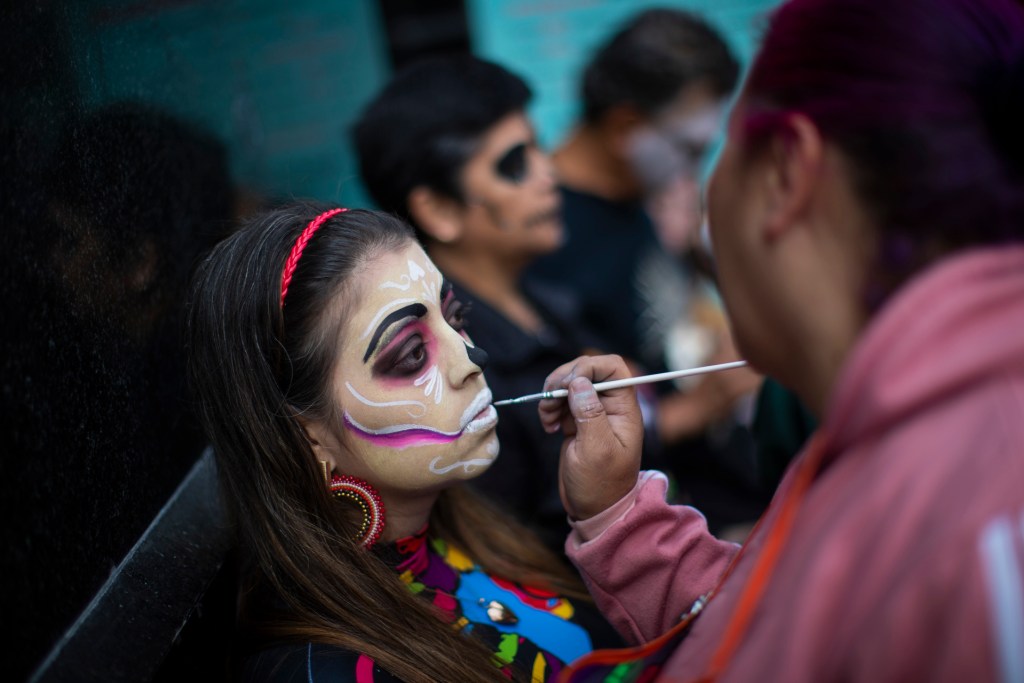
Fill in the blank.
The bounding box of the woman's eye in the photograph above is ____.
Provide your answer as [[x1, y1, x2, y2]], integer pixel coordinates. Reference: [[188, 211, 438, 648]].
[[398, 341, 426, 370], [443, 298, 472, 332], [380, 335, 428, 377]]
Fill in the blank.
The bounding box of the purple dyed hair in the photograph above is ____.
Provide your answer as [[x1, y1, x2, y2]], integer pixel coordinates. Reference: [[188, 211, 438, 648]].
[[741, 0, 1024, 305]]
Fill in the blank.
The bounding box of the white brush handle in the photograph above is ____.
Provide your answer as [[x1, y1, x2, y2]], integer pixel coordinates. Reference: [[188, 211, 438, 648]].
[[492, 360, 749, 406]]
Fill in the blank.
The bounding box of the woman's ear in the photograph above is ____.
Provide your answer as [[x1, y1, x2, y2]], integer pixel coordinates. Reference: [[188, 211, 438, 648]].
[[297, 417, 338, 475], [407, 187, 464, 244], [760, 113, 824, 242]]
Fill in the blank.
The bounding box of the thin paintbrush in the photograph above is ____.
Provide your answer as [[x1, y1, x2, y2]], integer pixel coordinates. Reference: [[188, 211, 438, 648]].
[[492, 360, 749, 406]]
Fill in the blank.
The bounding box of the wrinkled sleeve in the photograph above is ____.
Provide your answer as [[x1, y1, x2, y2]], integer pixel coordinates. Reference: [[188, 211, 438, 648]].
[[565, 471, 740, 644]]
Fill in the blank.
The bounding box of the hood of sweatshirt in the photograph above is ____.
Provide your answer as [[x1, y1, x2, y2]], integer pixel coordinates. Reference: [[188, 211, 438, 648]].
[[824, 245, 1024, 454]]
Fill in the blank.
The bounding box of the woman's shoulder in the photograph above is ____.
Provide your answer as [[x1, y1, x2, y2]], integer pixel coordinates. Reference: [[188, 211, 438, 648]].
[[242, 642, 404, 683]]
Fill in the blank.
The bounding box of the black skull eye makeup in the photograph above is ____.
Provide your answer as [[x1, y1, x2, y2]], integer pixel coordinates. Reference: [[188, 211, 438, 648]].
[[494, 142, 528, 183]]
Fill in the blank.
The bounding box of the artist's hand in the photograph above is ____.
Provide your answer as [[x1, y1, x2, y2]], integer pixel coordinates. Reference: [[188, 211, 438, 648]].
[[539, 355, 644, 521]]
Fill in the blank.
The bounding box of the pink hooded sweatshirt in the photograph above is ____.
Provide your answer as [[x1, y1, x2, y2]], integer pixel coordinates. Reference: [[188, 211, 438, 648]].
[[567, 246, 1024, 682]]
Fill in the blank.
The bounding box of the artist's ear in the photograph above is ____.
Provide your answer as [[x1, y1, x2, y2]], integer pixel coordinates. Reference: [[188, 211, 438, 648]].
[[759, 113, 823, 242], [408, 186, 463, 244], [601, 104, 645, 157]]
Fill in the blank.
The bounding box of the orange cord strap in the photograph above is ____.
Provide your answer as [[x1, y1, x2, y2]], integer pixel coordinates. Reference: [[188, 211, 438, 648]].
[[699, 433, 828, 682], [557, 434, 828, 683]]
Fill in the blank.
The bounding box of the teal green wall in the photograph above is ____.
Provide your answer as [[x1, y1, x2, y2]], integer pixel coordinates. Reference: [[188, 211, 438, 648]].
[[62, 1, 779, 207], [65, 0, 389, 207], [467, 0, 781, 150]]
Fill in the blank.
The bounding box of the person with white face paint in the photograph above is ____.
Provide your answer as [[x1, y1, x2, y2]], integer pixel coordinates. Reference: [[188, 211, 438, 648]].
[[186, 204, 618, 683], [528, 8, 767, 539]]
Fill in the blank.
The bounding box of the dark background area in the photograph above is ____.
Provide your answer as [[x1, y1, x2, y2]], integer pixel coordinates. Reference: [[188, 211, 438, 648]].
[[0, 1, 468, 680]]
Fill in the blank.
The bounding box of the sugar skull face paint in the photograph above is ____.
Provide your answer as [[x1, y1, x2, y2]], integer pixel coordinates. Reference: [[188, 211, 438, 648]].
[[316, 242, 499, 495], [625, 86, 727, 193], [457, 112, 563, 261]]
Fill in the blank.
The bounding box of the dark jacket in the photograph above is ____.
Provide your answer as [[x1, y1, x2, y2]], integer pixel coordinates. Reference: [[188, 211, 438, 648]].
[[454, 276, 608, 552]]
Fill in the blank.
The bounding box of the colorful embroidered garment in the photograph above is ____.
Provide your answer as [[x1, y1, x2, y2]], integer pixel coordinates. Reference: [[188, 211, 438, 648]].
[[381, 526, 593, 680], [243, 526, 597, 682]]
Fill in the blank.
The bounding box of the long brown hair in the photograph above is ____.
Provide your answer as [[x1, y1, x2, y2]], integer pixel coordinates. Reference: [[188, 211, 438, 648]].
[[186, 203, 585, 682]]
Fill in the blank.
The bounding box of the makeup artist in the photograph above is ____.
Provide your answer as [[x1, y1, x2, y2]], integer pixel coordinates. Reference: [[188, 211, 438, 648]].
[[353, 55, 659, 554], [187, 204, 620, 682], [541, 0, 1024, 680]]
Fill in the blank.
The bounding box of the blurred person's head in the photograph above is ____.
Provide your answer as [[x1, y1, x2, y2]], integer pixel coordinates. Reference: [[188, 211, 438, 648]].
[[45, 102, 233, 336], [706, 0, 1024, 409], [353, 55, 562, 272], [580, 8, 739, 194]]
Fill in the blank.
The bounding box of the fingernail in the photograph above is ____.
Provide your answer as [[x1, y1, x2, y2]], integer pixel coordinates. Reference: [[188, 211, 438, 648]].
[[569, 377, 597, 411]]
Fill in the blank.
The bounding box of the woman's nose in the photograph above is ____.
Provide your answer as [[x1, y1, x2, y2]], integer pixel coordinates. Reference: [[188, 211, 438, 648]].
[[465, 342, 489, 372], [443, 324, 488, 387]]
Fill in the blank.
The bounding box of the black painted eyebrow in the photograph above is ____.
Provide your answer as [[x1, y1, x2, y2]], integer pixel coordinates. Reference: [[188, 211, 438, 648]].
[[363, 303, 428, 362]]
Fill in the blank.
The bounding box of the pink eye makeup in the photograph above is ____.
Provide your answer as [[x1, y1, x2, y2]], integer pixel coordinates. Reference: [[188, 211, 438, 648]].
[[363, 303, 431, 378], [362, 303, 428, 363], [363, 282, 474, 378], [373, 331, 430, 378]]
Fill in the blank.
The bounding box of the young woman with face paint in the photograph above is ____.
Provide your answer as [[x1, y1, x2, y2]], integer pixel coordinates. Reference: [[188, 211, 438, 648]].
[[186, 204, 613, 683]]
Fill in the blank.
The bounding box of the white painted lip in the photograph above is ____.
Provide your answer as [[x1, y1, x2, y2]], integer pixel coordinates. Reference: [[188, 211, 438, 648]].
[[459, 388, 493, 429], [464, 404, 498, 433]]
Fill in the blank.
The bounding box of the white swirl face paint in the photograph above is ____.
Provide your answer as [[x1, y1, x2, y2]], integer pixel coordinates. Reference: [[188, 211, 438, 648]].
[[318, 243, 498, 493], [344, 381, 426, 418], [379, 257, 439, 304], [428, 454, 498, 475], [360, 297, 418, 342], [414, 364, 443, 404]]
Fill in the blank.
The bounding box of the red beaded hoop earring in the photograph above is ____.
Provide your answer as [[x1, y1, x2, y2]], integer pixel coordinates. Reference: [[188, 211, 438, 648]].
[[329, 473, 386, 548]]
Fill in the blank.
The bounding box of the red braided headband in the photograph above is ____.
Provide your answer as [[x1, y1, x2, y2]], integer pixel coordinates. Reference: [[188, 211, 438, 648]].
[[280, 208, 347, 307]]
